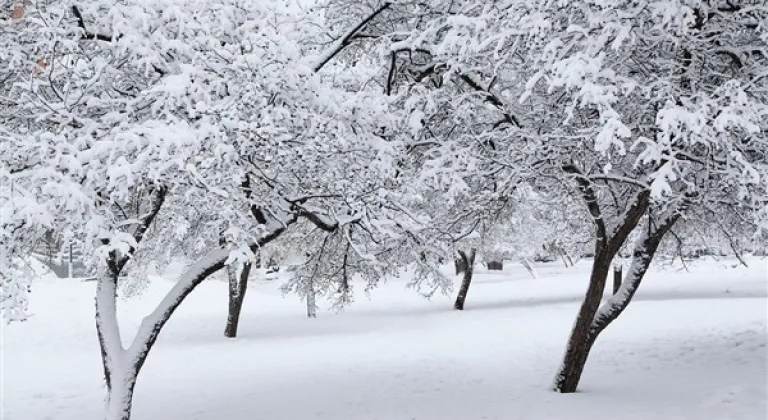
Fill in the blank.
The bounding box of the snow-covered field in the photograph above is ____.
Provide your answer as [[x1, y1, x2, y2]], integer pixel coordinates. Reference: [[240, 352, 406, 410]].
[[3, 258, 767, 420]]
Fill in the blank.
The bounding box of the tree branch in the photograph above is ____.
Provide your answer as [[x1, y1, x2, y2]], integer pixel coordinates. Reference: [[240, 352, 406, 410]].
[[71, 5, 118, 42], [459, 73, 521, 128], [313, 2, 392, 72], [563, 163, 607, 250], [70, 5, 165, 76], [113, 185, 168, 275], [241, 175, 267, 225], [386, 51, 397, 95]]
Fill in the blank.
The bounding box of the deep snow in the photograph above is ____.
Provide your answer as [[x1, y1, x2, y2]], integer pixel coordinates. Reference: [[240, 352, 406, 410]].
[[2, 258, 767, 420]]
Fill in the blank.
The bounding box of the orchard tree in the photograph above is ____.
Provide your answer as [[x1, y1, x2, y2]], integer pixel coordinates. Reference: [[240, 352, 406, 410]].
[[1, 1, 415, 419], [506, 0, 768, 393], [329, 0, 768, 392]]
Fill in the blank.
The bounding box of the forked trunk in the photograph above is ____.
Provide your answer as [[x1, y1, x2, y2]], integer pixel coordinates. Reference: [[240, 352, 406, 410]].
[[224, 261, 252, 338], [553, 205, 681, 393], [453, 249, 476, 310]]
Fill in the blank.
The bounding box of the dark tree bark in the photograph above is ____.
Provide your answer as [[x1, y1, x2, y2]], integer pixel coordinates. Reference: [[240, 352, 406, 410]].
[[455, 257, 467, 275], [590, 209, 682, 337], [68, 241, 74, 279], [312, 3, 392, 72], [224, 261, 252, 338], [552, 249, 614, 393], [554, 165, 653, 393], [613, 264, 623, 295], [453, 249, 477, 310], [520, 257, 537, 278], [553, 179, 683, 393]]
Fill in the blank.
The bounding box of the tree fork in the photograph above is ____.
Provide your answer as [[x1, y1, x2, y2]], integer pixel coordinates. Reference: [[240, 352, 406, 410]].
[[554, 202, 683, 393], [554, 168, 652, 393]]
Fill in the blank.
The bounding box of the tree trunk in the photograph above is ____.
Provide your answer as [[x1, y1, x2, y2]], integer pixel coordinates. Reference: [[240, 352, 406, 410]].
[[613, 264, 622, 295], [455, 258, 466, 275], [562, 252, 574, 268], [552, 250, 613, 392], [307, 278, 317, 318], [93, 241, 286, 420], [520, 257, 537, 278], [96, 271, 135, 420], [224, 261, 252, 338], [104, 371, 138, 420], [453, 249, 476, 310], [68, 241, 74, 279], [590, 210, 682, 338], [553, 203, 681, 393]]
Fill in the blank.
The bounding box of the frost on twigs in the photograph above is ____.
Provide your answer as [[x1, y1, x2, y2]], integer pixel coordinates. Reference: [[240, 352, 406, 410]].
[[0, 257, 31, 323]]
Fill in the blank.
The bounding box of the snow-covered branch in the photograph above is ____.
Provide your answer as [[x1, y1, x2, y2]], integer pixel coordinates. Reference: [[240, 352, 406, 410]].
[[312, 2, 392, 72]]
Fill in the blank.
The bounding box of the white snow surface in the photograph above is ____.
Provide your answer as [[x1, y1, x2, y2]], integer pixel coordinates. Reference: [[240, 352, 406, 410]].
[[3, 258, 767, 420]]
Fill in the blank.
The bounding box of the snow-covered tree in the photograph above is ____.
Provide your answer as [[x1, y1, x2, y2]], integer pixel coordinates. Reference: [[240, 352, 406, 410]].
[[1, 1, 415, 418], [510, 0, 768, 393], [329, 0, 768, 392]]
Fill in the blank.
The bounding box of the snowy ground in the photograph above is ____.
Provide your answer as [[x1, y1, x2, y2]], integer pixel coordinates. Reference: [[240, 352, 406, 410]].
[[3, 258, 767, 420]]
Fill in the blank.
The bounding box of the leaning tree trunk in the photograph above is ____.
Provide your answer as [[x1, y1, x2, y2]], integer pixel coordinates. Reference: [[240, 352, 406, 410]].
[[224, 260, 252, 338], [552, 248, 614, 392], [553, 203, 681, 393], [453, 249, 477, 310], [553, 170, 652, 393]]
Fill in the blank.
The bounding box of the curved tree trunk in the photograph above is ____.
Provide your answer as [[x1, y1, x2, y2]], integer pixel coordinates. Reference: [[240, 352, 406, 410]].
[[520, 257, 537, 278], [553, 169, 652, 393], [552, 250, 613, 392], [224, 261, 252, 338], [553, 204, 681, 393], [453, 249, 476, 310]]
